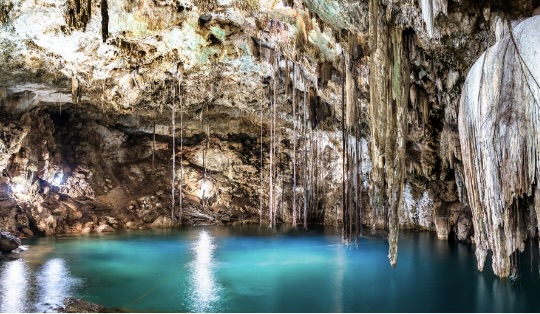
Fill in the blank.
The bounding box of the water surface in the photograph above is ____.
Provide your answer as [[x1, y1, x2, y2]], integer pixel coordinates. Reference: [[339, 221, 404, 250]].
[[1, 226, 539, 312]]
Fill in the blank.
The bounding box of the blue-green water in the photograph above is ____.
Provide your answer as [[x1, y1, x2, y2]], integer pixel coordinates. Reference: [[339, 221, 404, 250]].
[[1, 226, 540, 312]]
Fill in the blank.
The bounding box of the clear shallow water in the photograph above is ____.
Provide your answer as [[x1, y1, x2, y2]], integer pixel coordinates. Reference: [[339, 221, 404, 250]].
[[1, 225, 540, 312]]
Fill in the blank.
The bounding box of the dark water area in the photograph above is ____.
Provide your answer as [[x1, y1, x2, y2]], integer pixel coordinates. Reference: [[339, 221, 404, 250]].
[[1, 225, 539, 312]]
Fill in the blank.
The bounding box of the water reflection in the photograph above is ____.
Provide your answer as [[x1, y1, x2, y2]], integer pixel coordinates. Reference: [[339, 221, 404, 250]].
[[0, 259, 29, 313], [333, 244, 344, 312], [189, 230, 220, 312], [36, 258, 80, 312]]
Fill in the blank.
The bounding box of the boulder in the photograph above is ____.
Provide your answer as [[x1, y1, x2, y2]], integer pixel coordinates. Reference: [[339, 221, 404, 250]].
[[95, 224, 115, 233], [63, 297, 104, 313], [0, 232, 21, 253], [20, 227, 33, 237]]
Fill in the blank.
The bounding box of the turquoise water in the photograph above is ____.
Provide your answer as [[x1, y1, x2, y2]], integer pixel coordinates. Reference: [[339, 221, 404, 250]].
[[1, 226, 539, 312]]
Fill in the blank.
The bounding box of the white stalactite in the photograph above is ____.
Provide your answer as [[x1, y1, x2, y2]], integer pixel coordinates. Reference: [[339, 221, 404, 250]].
[[459, 16, 540, 277], [418, 0, 447, 38]]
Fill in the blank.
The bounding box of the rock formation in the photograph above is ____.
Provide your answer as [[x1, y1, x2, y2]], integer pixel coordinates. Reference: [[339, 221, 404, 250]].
[[0, 0, 539, 277], [459, 16, 540, 277], [63, 297, 105, 313], [0, 232, 20, 253]]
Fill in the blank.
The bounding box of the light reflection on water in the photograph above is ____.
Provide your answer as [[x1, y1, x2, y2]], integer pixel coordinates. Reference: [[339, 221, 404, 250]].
[[36, 258, 81, 312], [188, 230, 220, 312], [334, 244, 344, 313], [0, 257, 80, 313], [0, 259, 29, 313]]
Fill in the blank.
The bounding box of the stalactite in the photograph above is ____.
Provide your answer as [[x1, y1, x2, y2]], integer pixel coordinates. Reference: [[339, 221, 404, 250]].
[[368, 0, 411, 266], [273, 53, 279, 228], [178, 76, 183, 225], [303, 74, 308, 230], [341, 52, 348, 241], [314, 133, 319, 225], [260, 85, 264, 225], [71, 76, 79, 104], [171, 86, 176, 223], [354, 134, 360, 244], [101, 0, 108, 43], [269, 54, 275, 228], [258, 31, 264, 226], [348, 138, 353, 244], [152, 120, 155, 171], [356, 125, 362, 238], [202, 102, 210, 211], [386, 28, 410, 267], [459, 16, 540, 277], [342, 33, 362, 244], [308, 124, 314, 224], [292, 62, 297, 228], [369, 0, 387, 231], [418, 0, 447, 38]]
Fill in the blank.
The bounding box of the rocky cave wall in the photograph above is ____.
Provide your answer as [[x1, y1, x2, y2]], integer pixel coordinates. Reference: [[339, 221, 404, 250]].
[[1, 0, 540, 276]]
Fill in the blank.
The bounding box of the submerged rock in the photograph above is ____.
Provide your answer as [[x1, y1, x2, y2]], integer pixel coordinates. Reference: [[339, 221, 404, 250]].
[[0, 231, 21, 253], [63, 297, 105, 313]]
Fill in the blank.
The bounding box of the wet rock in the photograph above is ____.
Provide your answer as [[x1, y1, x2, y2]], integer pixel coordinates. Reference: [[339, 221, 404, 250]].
[[0, 231, 20, 253], [96, 224, 115, 233], [20, 227, 33, 236], [455, 214, 472, 242], [150, 216, 173, 228], [63, 297, 104, 313], [125, 221, 136, 228], [434, 218, 449, 240]]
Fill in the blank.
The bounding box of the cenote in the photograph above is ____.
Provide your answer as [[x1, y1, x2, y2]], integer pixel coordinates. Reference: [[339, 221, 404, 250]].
[[1, 226, 539, 313]]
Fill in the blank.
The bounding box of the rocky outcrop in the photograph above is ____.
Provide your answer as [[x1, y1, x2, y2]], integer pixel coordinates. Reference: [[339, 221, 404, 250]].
[[63, 297, 104, 313], [0, 231, 21, 253]]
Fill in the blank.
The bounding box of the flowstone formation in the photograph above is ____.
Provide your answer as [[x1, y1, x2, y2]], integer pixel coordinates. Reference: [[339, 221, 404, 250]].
[[459, 16, 540, 277], [0, 0, 539, 277]]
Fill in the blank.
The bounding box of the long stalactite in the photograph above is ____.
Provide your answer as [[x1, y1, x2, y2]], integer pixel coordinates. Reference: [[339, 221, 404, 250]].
[[171, 85, 176, 223], [292, 61, 298, 228], [178, 68, 184, 225], [368, 0, 411, 266]]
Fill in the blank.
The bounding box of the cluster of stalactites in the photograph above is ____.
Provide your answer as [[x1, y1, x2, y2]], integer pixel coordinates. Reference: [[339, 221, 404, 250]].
[[368, 0, 412, 267], [340, 29, 367, 245], [418, 0, 447, 38], [65, 0, 93, 31], [459, 16, 540, 277], [63, 0, 108, 42]]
